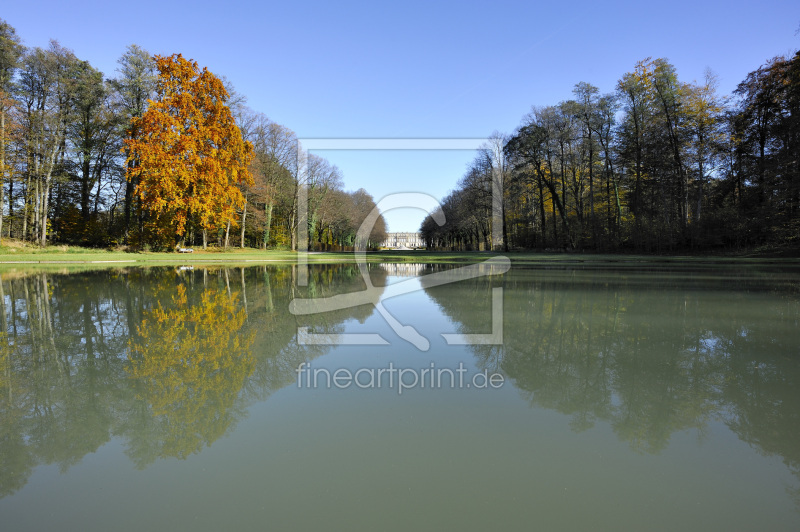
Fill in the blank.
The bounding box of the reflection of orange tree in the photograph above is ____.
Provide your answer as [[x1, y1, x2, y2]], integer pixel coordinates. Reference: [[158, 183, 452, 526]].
[[126, 285, 255, 465]]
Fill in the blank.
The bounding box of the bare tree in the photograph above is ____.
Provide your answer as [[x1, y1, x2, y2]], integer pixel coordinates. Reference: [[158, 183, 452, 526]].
[[109, 45, 156, 242], [17, 42, 78, 246]]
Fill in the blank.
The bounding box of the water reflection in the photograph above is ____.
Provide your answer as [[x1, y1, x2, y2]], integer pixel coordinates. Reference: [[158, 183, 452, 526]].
[[1, 262, 799, 509], [0, 264, 387, 495], [423, 267, 800, 473]]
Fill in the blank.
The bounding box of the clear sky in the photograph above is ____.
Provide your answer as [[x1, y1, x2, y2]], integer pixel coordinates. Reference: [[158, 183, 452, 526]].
[[4, 1, 799, 231]]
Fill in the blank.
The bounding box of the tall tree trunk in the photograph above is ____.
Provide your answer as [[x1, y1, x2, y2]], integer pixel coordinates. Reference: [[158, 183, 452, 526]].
[[39, 186, 49, 247], [39, 138, 61, 247], [263, 201, 273, 248], [240, 195, 247, 248], [7, 170, 13, 238], [696, 136, 706, 224], [588, 129, 595, 244], [33, 174, 40, 241], [21, 172, 29, 241], [0, 107, 5, 240], [81, 144, 91, 221], [123, 160, 135, 243], [537, 178, 546, 247]]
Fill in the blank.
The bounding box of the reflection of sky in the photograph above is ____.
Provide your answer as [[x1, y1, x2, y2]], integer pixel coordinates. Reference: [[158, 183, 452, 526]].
[[308, 274, 486, 374], [700, 336, 719, 351]]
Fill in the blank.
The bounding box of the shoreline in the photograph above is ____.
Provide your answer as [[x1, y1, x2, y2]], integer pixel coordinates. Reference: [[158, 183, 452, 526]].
[[2, 249, 799, 268]]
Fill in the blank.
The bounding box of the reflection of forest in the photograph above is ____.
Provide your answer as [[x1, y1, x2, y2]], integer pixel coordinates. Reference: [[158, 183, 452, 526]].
[[0, 264, 386, 497], [423, 267, 800, 473]]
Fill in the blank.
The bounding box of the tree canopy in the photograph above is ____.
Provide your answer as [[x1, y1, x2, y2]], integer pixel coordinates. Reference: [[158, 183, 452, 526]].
[[124, 53, 254, 247]]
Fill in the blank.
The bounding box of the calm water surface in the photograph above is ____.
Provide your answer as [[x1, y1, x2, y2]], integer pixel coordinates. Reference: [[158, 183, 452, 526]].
[[1, 261, 799, 531]]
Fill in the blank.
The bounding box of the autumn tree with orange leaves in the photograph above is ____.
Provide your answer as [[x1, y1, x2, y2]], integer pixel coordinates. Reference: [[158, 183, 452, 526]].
[[124, 54, 253, 248]]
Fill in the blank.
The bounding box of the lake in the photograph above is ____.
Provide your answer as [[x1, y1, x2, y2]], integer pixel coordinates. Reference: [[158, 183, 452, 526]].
[[1, 260, 799, 531]]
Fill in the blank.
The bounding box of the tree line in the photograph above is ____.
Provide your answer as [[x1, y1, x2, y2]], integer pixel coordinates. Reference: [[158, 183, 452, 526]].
[[0, 19, 386, 251], [422, 53, 800, 253]]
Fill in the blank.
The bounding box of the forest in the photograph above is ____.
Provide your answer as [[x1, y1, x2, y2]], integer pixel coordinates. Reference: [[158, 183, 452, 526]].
[[421, 53, 800, 253], [3, 16, 798, 255], [0, 19, 387, 252]]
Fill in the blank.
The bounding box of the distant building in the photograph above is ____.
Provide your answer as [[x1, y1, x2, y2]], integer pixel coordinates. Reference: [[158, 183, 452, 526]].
[[382, 232, 424, 249]]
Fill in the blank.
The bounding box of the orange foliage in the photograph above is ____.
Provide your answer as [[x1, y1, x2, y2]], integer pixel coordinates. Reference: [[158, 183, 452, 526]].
[[124, 54, 254, 242]]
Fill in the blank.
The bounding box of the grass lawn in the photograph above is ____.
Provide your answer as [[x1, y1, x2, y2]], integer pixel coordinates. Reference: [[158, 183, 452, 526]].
[[2, 238, 798, 274]]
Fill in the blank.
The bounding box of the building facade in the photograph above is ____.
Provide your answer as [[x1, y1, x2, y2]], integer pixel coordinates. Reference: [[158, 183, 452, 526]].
[[382, 232, 424, 249]]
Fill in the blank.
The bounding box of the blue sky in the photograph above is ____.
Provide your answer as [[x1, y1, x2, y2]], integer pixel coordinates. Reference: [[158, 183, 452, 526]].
[[4, 1, 799, 231]]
